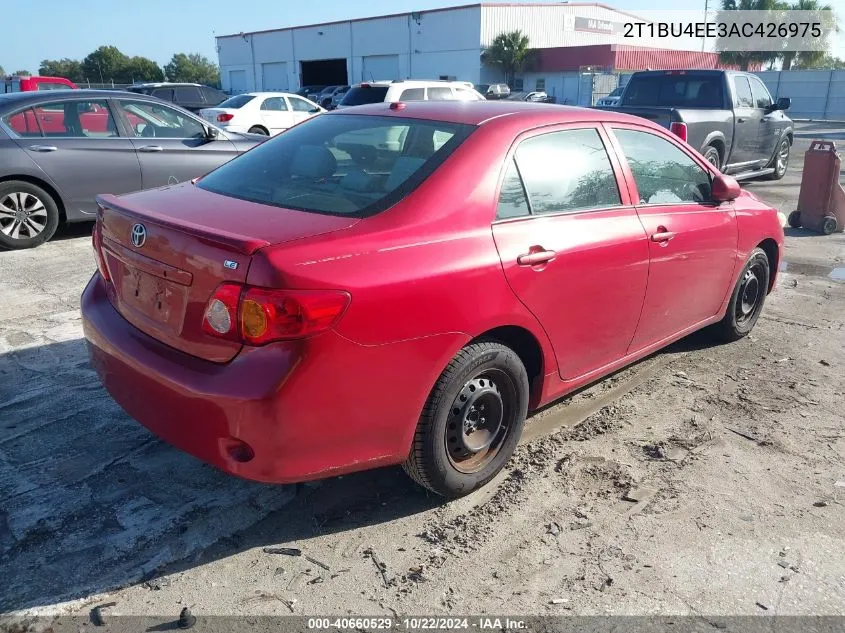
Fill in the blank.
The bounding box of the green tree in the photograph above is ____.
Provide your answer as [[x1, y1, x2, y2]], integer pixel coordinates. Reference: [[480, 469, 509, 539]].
[[39, 58, 85, 82], [124, 56, 164, 82], [718, 0, 784, 70], [813, 54, 845, 69], [483, 30, 532, 87], [780, 0, 834, 69], [14, 70, 31, 76], [0, 65, 5, 76], [164, 53, 219, 85], [83, 45, 130, 83]]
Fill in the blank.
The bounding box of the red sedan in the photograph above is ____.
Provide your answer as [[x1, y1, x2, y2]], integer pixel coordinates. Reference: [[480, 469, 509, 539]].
[[82, 101, 783, 498]]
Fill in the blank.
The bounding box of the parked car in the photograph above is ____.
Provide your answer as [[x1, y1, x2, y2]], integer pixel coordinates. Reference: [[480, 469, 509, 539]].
[[296, 85, 325, 99], [125, 83, 228, 113], [336, 80, 486, 109], [82, 100, 783, 498], [316, 85, 349, 109], [199, 92, 324, 136], [0, 90, 266, 249], [598, 70, 793, 180], [329, 86, 351, 109], [3, 75, 78, 93], [475, 83, 511, 99], [595, 85, 624, 107], [506, 91, 550, 103]]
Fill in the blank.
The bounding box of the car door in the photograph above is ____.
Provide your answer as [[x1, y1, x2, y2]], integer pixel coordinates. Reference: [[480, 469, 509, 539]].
[[748, 75, 782, 161], [259, 96, 293, 133], [607, 124, 738, 353], [286, 95, 318, 124], [730, 75, 760, 166], [115, 98, 239, 188], [14, 97, 141, 215], [491, 125, 650, 380]]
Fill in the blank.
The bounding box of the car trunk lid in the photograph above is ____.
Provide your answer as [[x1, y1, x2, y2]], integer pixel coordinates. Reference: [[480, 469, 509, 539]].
[[96, 184, 359, 362]]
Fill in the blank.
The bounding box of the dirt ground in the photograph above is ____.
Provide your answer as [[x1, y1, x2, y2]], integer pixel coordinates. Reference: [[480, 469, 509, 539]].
[[1, 122, 843, 618]]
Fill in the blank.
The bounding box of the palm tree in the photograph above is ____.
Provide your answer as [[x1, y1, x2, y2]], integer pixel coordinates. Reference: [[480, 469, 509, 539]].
[[718, 0, 785, 70], [781, 0, 834, 69], [483, 31, 531, 88]]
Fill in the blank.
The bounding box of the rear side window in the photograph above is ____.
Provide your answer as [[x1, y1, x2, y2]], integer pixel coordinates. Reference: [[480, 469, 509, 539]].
[[426, 87, 454, 101], [399, 88, 425, 101], [514, 128, 621, 215], [341, 86, 389, 106], [152, 88, 172, 100], [623, 74, 724, 108], [197, 114, 475, 218], [613, 128, 712, 204], [260, 96, 288, 111], [175, 86, 202, 103], [732, 77, 753, 108], [218, 94, 255, 109], [496, 159, 530, 219], [202, 87, 224, 103], [2, 108, 42, 136]]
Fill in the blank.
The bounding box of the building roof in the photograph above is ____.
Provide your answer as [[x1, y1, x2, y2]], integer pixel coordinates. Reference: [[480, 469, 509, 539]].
[[216, 3, 642, 39]]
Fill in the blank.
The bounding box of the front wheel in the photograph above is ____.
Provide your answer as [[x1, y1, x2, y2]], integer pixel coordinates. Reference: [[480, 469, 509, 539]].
[[711, 248, 770, 342], [403, 341, 529, 498]]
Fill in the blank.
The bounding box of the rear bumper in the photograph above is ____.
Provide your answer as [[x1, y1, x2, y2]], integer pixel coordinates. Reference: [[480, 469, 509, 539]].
[[81, 273, 466, 483]]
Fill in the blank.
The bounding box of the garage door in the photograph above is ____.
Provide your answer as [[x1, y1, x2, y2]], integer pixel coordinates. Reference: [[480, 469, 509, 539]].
[[229, 70, 247, 94], [262, 62, 288, 91], [362, 55, 400, 82]]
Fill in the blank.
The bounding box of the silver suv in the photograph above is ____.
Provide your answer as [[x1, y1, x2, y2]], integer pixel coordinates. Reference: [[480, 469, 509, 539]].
[[336, 80, 485, 109]]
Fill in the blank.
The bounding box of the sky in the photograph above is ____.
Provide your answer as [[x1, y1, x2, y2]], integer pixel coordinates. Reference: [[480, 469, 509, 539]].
[[1, 0, 843, 74]]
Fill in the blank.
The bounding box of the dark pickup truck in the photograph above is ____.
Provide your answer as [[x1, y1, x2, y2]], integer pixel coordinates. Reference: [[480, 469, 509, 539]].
[[600, 70, 793, 181]]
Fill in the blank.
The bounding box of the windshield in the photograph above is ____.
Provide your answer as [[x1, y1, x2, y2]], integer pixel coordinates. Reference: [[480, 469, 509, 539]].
[[197, 114, 474, 218], [217, 95, 255, 109], [340, 86, 390, 106], [608, 87, 623, 97], [622, 74, 724, 108]]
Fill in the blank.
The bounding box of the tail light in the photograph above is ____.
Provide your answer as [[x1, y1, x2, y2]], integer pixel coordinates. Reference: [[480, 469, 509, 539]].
[[216, 113, 234, 122], [91, 222, 110, 282], [669, 122, 688, 142], [202, 283, 350, 345]]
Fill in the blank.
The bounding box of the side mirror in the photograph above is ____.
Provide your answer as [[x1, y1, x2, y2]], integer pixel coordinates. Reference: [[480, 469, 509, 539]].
[[775, 96, 791, 111], [711, 173, 741, 202], [309, 107, 321, 113], [205, 125, 219, 140]]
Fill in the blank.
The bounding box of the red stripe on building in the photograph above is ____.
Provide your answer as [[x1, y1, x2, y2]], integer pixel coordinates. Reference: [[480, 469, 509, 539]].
[[534, 44, 760, 72]]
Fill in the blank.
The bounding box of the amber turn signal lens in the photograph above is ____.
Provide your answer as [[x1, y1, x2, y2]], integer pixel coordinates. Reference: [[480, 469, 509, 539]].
[[241, 299, 268, 338]]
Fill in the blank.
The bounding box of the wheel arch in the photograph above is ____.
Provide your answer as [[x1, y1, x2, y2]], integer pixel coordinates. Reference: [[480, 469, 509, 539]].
[[757, 237, 779, 293], [701, 132, 727, 165], [248, 124, 269, 135], [0, 174, 67, 223]]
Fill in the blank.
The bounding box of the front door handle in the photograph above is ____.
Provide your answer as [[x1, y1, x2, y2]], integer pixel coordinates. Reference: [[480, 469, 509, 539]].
[[138, 145, 164, 152], [736, 117, 747, 123], [517, 249, 556, 266], [28, 145, 58, 152], [650, 230, 677, 243]]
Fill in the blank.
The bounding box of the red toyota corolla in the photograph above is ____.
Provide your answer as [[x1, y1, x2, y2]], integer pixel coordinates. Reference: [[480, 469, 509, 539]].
[[82, 101, 783, 497]]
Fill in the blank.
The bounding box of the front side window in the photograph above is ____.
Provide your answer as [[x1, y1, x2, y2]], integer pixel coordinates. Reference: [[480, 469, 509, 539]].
[[514, 128, 621, 215], [260, 97, 288, 111], [38, 83, 71, 91], [32, 100, 117, 138], [152, 88, 173, 101], [289, 97, 315, 112], [613, 128, 712, 205], [496, 158, 530, 219], [426, 87, 455, 101], [117, 100, 205, 139], [175, 86, 202, 103], [399, 88, 425, 101], [197, 114, 474, 218], [455, 88, 482, 101], [733, 76, 754, 108], [749, 76, 773, 109]]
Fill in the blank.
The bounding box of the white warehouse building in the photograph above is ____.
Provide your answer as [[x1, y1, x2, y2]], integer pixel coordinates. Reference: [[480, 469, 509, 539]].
[[216, 2, 715, 98]]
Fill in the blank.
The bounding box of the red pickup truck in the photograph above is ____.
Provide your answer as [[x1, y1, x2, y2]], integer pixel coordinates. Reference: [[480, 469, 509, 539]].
[[2, 75, 78, 93]]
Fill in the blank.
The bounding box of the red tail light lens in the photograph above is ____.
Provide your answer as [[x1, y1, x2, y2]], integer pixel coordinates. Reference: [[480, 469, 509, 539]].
[[216, 113, 234, 122], [202, 284, 350, 345], [669, 122, 688, 143]]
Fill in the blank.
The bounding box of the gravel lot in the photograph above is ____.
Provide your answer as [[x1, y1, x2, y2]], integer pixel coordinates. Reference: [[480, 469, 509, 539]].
[[1, 122, 843, 618]]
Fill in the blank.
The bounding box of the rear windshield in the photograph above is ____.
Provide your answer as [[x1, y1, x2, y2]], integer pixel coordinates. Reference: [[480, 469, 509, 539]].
[[340, 86, 390, 106], [197, 114, 475, 218], [622, 74, 724, 108], [217, 94, 255, 109]]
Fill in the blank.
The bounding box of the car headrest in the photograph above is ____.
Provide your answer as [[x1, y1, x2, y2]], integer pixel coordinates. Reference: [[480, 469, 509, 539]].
[[290, 145, 337, 179]]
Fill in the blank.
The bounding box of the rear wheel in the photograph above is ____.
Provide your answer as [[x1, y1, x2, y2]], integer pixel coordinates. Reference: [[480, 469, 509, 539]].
[[403, 341, 529, 498], [0, 180, 60, 250], [764, 138, 790, 180], [703, 145, 721, 171], [248, 126, 269, 135], [711, 248, 770, 342]]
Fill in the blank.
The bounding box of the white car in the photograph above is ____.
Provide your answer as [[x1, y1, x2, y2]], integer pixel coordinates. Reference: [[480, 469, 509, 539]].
[[199, 92, 324, 136], [336, 80, 486, 109]]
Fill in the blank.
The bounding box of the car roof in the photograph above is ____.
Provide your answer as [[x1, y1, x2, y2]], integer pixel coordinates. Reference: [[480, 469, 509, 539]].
[[130, 82, 205, 87], [0, 89, 170, 110], [243, 92, 297, 97], [330, 100, 657, 128]]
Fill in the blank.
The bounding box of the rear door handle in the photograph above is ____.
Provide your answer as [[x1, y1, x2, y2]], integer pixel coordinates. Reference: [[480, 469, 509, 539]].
[[517, 249, 556, 266], [28, 145, 58, 152], [736, 117, 747, 123], [651, 231, 677, 243], [138, 145, 164, 152]]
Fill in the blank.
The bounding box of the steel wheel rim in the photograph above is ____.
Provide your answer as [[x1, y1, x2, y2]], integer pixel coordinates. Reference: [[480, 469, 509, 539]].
[[735, 262, 765, 325], [445, 369, 515, 474], [776, 141, 789, 174], [0, 192, 48, 239]]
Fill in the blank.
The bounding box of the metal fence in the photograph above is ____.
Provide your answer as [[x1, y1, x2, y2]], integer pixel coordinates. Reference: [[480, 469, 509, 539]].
[[754, 70, 845, 121], [75, 81, 133, 90]]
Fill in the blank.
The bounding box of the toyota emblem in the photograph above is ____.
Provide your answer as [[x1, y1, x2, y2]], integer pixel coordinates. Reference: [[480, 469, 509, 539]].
[[131, 223, 146, 248]]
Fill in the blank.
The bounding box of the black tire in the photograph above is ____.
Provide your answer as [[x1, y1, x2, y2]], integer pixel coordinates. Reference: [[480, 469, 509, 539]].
[[403, 341, 529, 498], [764, 137, 790, 180], [703, 145, 721, 171], [248, 126, 269, 135], [0, 180, 60, 250], [787, 210, 801, 229], [711, 247, 770, 342], [822, 216, 838, 235]]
